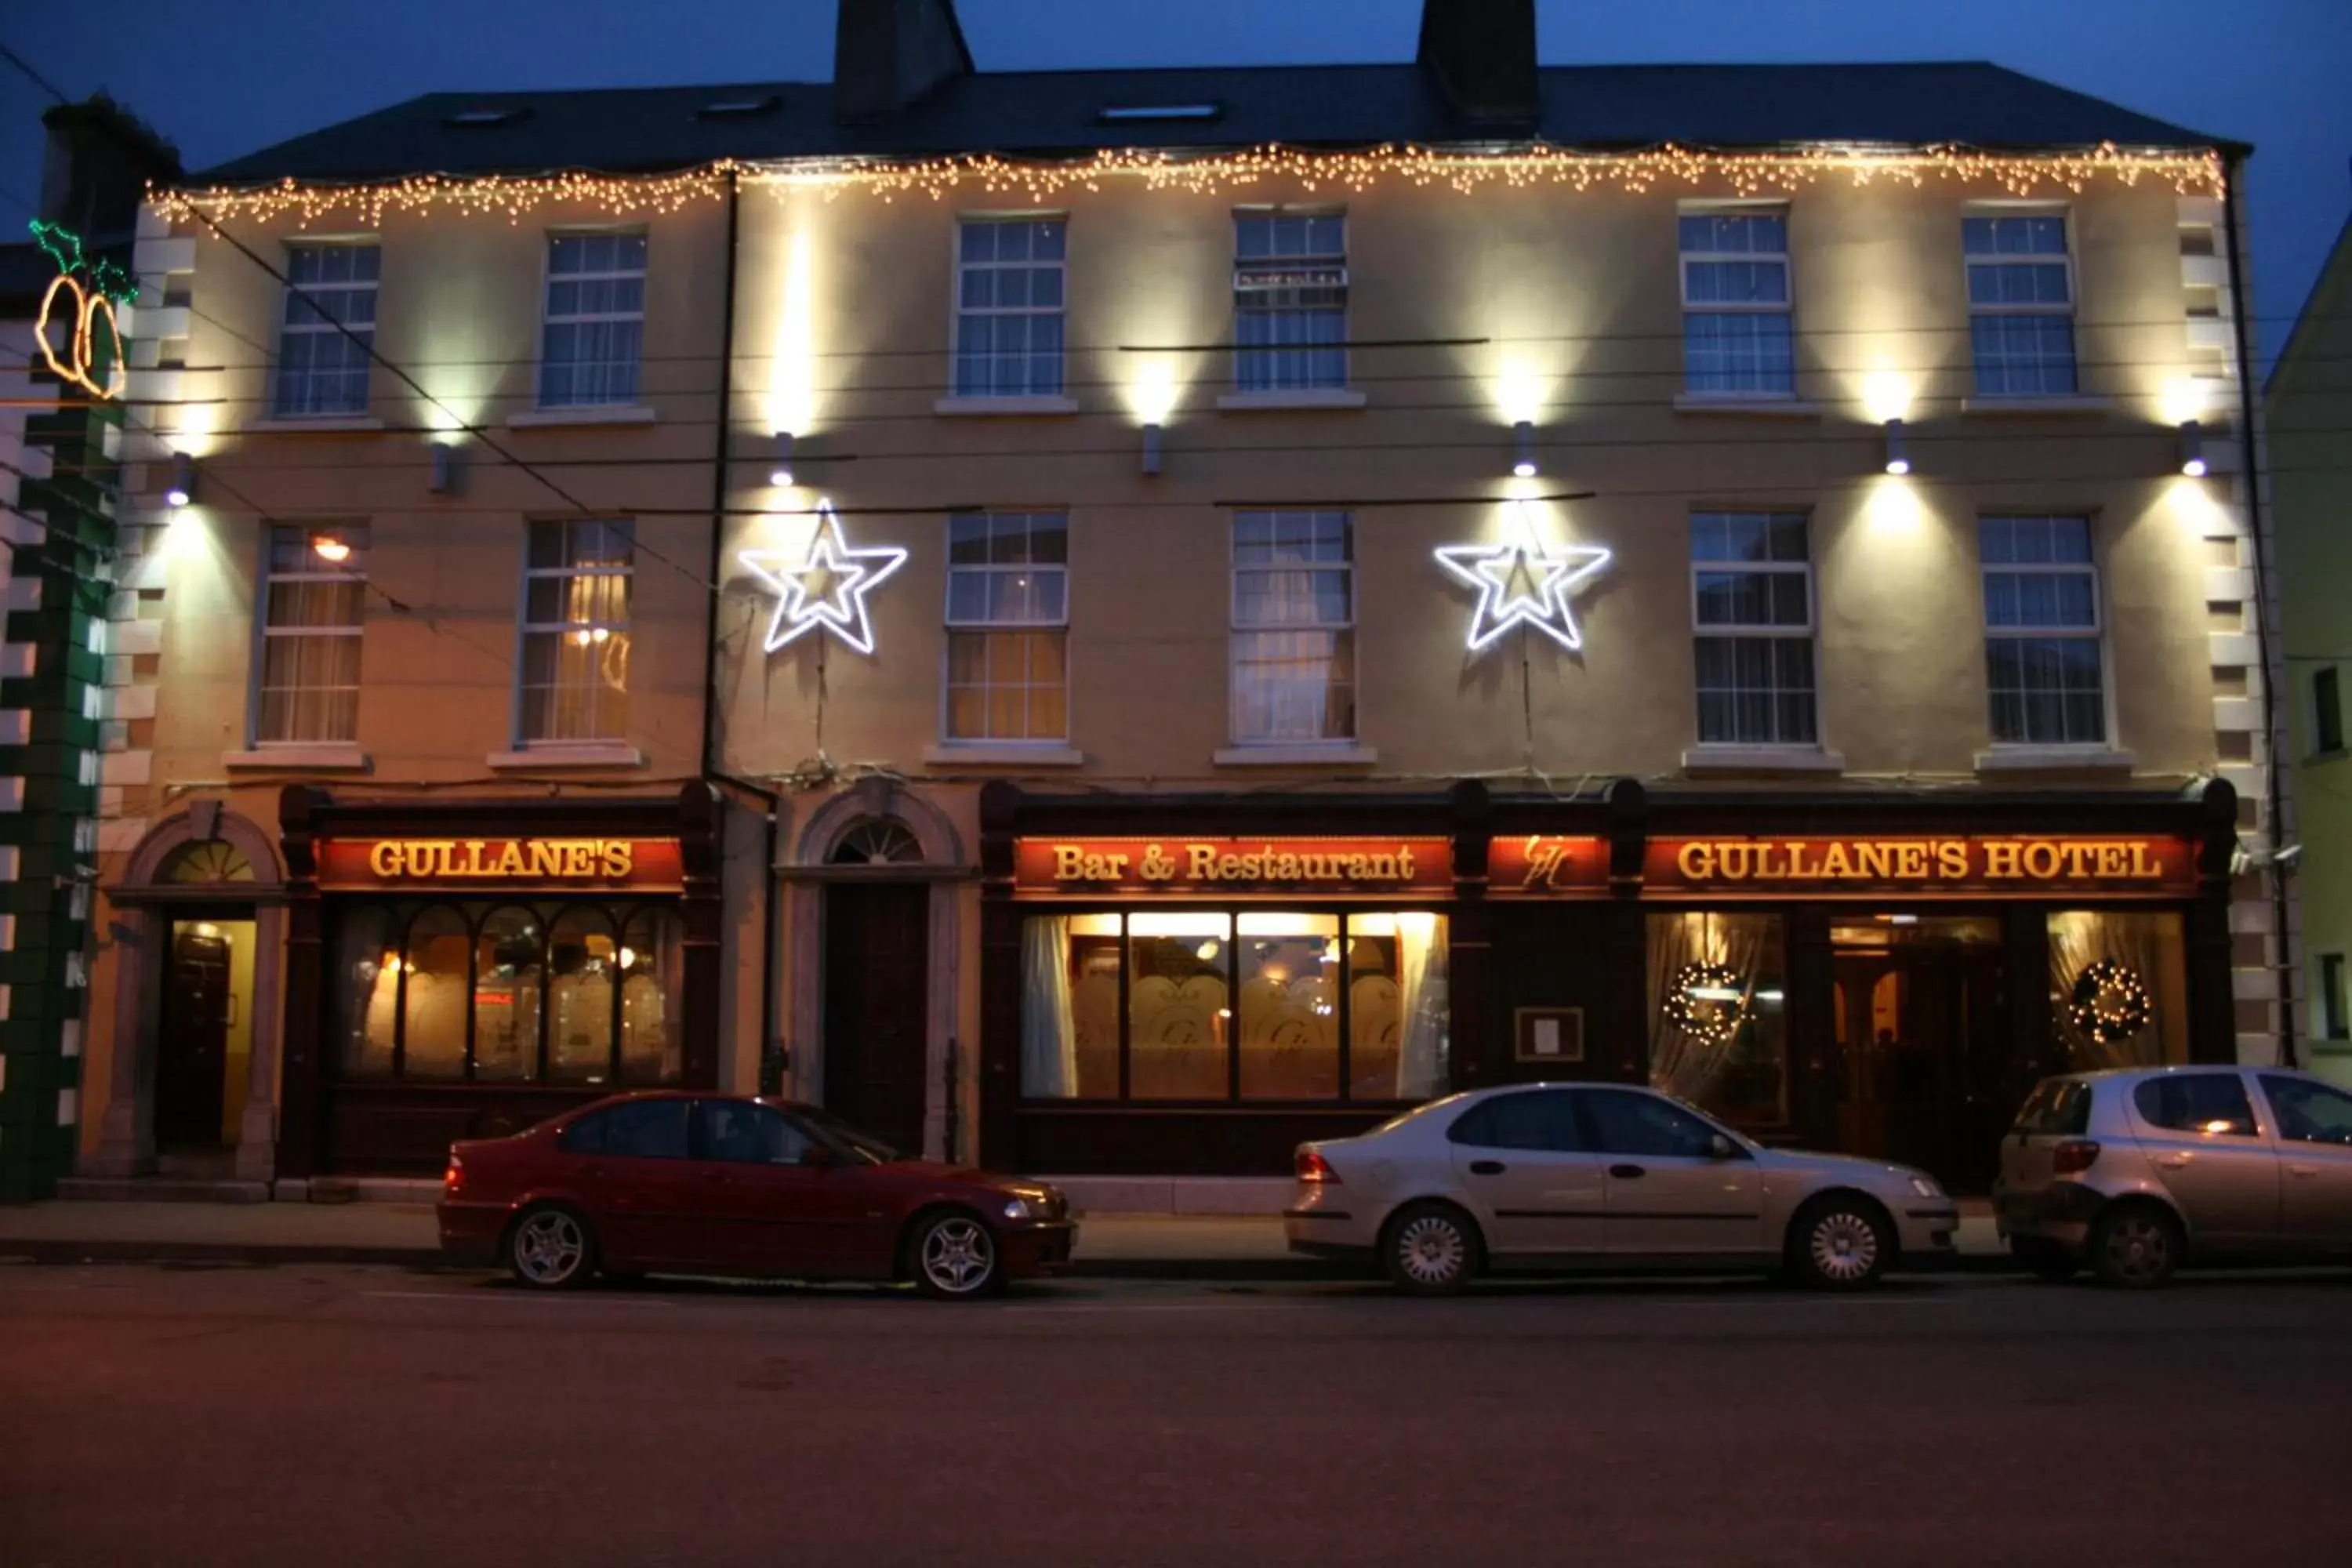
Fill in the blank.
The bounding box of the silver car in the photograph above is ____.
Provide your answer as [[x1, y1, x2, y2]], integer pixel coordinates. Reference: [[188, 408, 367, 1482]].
[[1285, 1082, 1958, 1293], [1994, 1065, 2352, 1287]]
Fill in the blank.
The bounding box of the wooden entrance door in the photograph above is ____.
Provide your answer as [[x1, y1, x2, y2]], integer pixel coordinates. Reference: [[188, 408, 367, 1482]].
[[822, 884, 931, 1155], [157, 924, 232, 1148]]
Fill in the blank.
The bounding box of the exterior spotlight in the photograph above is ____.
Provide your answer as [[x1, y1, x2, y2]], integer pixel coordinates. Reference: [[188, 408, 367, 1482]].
[[768, 430, 796, 488], [1512, 419, 1537, 477], [1142, 421, 1163, 477], [1882, 417, 1910, 477], [165, 452, 194, 509], [2178, 419, 2207, 477], [429, 440, 456, 494], [310, 532, 351, 564]]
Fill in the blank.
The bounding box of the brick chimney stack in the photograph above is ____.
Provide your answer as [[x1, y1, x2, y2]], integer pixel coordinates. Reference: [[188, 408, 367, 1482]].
[[833, 0, 975, 125], [1417, 0, 1541, 128]]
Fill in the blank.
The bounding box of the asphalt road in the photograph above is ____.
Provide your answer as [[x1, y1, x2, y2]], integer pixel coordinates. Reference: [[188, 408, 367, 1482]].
[[2, 1263, 2347, 1568]]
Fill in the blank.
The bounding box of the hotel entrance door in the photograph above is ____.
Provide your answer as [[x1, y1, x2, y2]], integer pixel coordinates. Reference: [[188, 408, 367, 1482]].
[[1830, 915, 2012, 1194]]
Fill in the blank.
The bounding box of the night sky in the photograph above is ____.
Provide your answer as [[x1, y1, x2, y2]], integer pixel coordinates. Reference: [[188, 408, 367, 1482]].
[[3, 0, 2347, 363]]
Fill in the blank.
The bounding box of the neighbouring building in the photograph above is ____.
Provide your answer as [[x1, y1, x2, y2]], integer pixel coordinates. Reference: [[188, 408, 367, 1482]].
[[2269, 210, 2350, 1090], [77, 0, 2285, 1201]]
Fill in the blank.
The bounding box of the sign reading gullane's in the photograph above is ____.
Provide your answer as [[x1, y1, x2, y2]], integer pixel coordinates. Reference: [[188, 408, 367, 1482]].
[[318, 837, 685, 891]]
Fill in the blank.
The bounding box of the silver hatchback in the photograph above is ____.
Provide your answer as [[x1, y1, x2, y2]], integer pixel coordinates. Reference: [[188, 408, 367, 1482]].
[[1994, 1065, 2352, 1287]]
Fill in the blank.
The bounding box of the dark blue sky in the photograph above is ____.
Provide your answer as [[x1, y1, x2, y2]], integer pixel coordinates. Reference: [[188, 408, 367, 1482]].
[[5, 0, 2348, 362]]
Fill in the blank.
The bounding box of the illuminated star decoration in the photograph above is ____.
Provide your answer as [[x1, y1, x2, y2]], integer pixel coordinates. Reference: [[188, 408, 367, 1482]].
[[1434, 504, 1612, 653], [739, 499, 908, 656]]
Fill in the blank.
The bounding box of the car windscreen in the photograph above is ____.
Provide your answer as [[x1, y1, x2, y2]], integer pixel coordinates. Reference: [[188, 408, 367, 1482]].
[[796, 1107, 901, 1164], [2011, 1078, 2092, 1137]]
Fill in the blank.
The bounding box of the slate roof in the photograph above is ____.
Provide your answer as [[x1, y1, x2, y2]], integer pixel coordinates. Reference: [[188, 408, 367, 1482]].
[[194, 61, 2233, 186]]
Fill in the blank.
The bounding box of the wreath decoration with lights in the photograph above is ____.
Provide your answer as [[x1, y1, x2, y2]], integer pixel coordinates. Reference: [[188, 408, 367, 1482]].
[[1664, 960, 1749, 1047], [2066, 959, 2151, 1046]]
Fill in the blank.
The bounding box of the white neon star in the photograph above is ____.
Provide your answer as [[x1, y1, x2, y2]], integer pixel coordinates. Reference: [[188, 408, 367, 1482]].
[[1434, 506, 1612, 652], [738, 499, 909, 656]]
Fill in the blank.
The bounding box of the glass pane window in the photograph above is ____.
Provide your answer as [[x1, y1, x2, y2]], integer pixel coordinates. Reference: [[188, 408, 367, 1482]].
[[1681, 209, 1793, 395], [2133, 1073, 2256, 1138], [547, 908, 619, 1085], [1231, 510, 1355, 743], [1234, 211, 1347, 392], [1645, 911, 1789, 1128], [400, 907, 470, 1080], [1237, 913, 1341, 1100], [2259, 1074, 2352, 1145], [519, 520, 632, 744], [955, 219, 1066, 397], [329, 906, 398, 1077], [256, 524, 368, 745], [1129, 913, 1233, 1099], [470, 907, 543, 1082], [944, 512, 1069, 741], [619, 909, 685, 1084], [1981, 515, 2103, 746], [274, 242, 378, 417], [2048, 910, 2190, 1070], [1965, 213, 2076, 396], [539, 232, 647, 408], [1691, 511, 1815, 746]]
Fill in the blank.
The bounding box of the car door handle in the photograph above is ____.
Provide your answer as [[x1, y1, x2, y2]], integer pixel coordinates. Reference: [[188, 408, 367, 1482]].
[[1468, 1160, 1506, 1176], [2288, 1164, 2320, 1178], [1610, 1164, 1647, 1180], [2154, 1155, 2192, 1170]]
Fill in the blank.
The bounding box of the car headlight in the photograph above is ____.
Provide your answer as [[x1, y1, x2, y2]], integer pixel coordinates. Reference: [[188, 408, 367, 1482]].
[[1908, 1175, 1944, 1200], [1002, 1196, 1038, 1221]]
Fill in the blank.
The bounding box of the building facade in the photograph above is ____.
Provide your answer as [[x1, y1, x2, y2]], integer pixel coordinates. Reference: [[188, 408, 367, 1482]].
[[73, 0, 2287, 1199]]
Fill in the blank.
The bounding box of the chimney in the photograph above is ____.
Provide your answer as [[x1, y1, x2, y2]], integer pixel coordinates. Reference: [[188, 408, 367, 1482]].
[[1417, 0, 1541, 128], [38, 95, 181, 251], [833, 0, 975, 125]]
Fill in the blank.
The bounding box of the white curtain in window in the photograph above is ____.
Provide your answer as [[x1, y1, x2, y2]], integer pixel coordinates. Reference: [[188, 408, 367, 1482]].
[[1393, 912, 1450, 1098], [1021, 916, 1078, 1097], [1647, 912, 1769, 1104], [2048, 910, 2170, 1070]]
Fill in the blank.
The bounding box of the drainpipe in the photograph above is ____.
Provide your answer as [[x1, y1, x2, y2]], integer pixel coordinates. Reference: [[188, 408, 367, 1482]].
[[698, 165, 786, 1091], [2221, 151, 2296, 1069]]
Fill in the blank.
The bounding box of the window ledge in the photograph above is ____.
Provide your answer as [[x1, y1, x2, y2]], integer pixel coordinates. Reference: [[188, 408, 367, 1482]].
[[1681, 744, 1848, 775], [1215, 389, 1368, 412], [1974, 746, 2137, 773], [1960, 395, 2114, 416], [923, 742, 1085, 768], [241, 416, 387, 434], [1671, 395, 1822, 419], [486, 743, 646, 770], [932, 394, 1080, 416], [1212, 743, 1378, 767], [506, 405, 657, 429], [223, 745, 371, 772]]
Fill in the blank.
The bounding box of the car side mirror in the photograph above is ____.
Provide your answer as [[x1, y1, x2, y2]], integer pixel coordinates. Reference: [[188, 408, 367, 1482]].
[[797, 1144, 837, 1170], [1708, 1133, 1740, 1161]]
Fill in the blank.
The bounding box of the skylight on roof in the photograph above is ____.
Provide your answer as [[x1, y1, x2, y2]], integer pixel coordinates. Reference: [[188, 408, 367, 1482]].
[[443, 106, 532, 129], [1096, 103, 1223, 124], [697, 94, 782, 121]]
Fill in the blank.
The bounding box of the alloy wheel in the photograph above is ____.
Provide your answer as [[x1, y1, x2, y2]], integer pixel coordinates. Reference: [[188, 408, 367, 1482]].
[[1396, 1214, 1468, 1289], [919, 1216, 997, 1296], [512, 1209, 586, 1287], [1807, 1209, 1882, 1285], [2101, 1212, 2174, 1285]]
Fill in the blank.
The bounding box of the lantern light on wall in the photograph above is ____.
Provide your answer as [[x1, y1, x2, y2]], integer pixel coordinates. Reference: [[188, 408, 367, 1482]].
[[428, 440, 456, 494], [768, 430, 797, 488], [1882, 418, 1911, 477], [1142, 420, 1163, 477], [164, 452, 195, 509], [2177, 419, 2207, 478], [1512, 419, 1537, 478]]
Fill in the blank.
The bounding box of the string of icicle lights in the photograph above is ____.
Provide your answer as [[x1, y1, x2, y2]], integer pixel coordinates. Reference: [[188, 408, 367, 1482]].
[[151, 140, 2227, 227]]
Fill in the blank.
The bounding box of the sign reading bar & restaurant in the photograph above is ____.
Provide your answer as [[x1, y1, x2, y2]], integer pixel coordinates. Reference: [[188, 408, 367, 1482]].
[[1014, 837, 1454, 896], [318, 837, 686, 891], [1642, 836, 2199, 898]]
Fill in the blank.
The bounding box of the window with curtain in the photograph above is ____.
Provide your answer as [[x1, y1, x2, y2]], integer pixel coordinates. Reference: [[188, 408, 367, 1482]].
[[1231, 510, 1354, 744], [256, 524, 368, 745], [1679, 209, 1793, 396], [2047, 909, 2190, 1070], [547, 907, 619, 1085], [953, 218, 1066, 397], [1965, 212, 2077, 397], [945, 511, 1069, 742], [539, 232, 646, 408], [1020, 909, 1448, 1104], [1981, 515, 2104, 746], [400, 906, 471, 1080], [520, 519, 632, 744], [274, 241, 379, 417], [1644, 911, 1788, 1127], [1691, 510, 1815, 746]]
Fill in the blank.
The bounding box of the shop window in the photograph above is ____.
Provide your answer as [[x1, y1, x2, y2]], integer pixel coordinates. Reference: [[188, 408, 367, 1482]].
[[1645, 911, 1788, 1127], [329, 905, 397, 1076], [471, 906, 543, 1082], [547, 907, 619, 1085], [619, 908, 685, 1083], [400, 906, 471, 1080], [2048, 909, 2190, 1069], [1021, 909, 1448, 1104]]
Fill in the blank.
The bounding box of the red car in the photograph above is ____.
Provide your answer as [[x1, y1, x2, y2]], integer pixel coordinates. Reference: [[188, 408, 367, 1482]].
[[437, 1091, 1075, 1298]]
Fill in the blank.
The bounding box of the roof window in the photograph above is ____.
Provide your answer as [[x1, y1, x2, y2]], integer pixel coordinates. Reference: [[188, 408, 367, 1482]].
[[697, 94, 782, 121], [1096, 103, 1223, 125], [443, 106, 532, 129]]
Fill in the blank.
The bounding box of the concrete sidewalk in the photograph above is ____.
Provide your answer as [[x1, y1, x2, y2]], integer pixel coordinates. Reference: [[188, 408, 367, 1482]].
[[0, 1198, 2014, 1278]]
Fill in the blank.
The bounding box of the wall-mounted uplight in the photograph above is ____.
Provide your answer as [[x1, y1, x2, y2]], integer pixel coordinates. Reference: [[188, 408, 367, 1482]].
[[428, 440, 457, 495], [165, 452, 195, 509], [1512, 419, 1537, 478], [1882, 418, 1911, 477], [768, 430, 797, 488], [2178, 419, 2207, 478], [1142, 421, 1163, 477], [310, 532, 352, 564]]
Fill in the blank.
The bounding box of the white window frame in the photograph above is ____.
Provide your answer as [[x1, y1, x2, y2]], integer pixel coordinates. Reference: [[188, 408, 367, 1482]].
[[1677, 204, 1794, 399], [951, 214, 1069, 400], [536, 229, 648, 410], [272, 239, 379, 418], [1963, 205, 2078, 398], [1228, 509, 1356, 745], [1978, 514, 2111, 749], [250, 522, 368, 746], [941, 510, 1072, 744], [514, 518, 634, 746], [1232, 207, 1348, 394], [1688, 510, 1817, 747]]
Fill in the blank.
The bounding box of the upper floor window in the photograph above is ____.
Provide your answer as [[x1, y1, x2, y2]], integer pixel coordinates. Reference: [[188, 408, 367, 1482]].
[[1690, 511, 1815, 746], [946, 511, 1069, 742], [1231, 510, 1354, 742], [1234, 211, 1346, 393], [1679, 209, 1792, 397], [953, 218, 1067, 398], [274, 242, 378, 418], [1980, 514, 2103, 746], [2315, 666, 2344, 754], [256, 524, 368, 744], [539, 234, 646, 408], [519, 519, 632, 743], [1965, 212, 2077, 397]]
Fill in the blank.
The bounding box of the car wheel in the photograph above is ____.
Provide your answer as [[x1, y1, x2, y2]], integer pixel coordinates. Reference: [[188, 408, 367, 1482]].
[[1381, 1202, 1481, 1296], [910, 1210, 1004, 1300], [505, 1203, 597, 1290], [2090, 1202, 2182, 1290], [1788, 1196, 1892, 1291], [2011, 1237, 2080, 1283]]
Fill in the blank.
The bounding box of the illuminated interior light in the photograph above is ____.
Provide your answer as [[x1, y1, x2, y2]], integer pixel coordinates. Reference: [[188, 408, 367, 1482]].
[[769, 430, 796, 488], [739, 498, 909, 656], [1434, 500, 1611, 654], [310, 532, 351, 564], [1142, 421, 1163, 477], [1882, 417, 1910, 476], [1512, 419, 1537, 478], [2178, 419, 2207, 478], [165, 452, 195, 510]]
